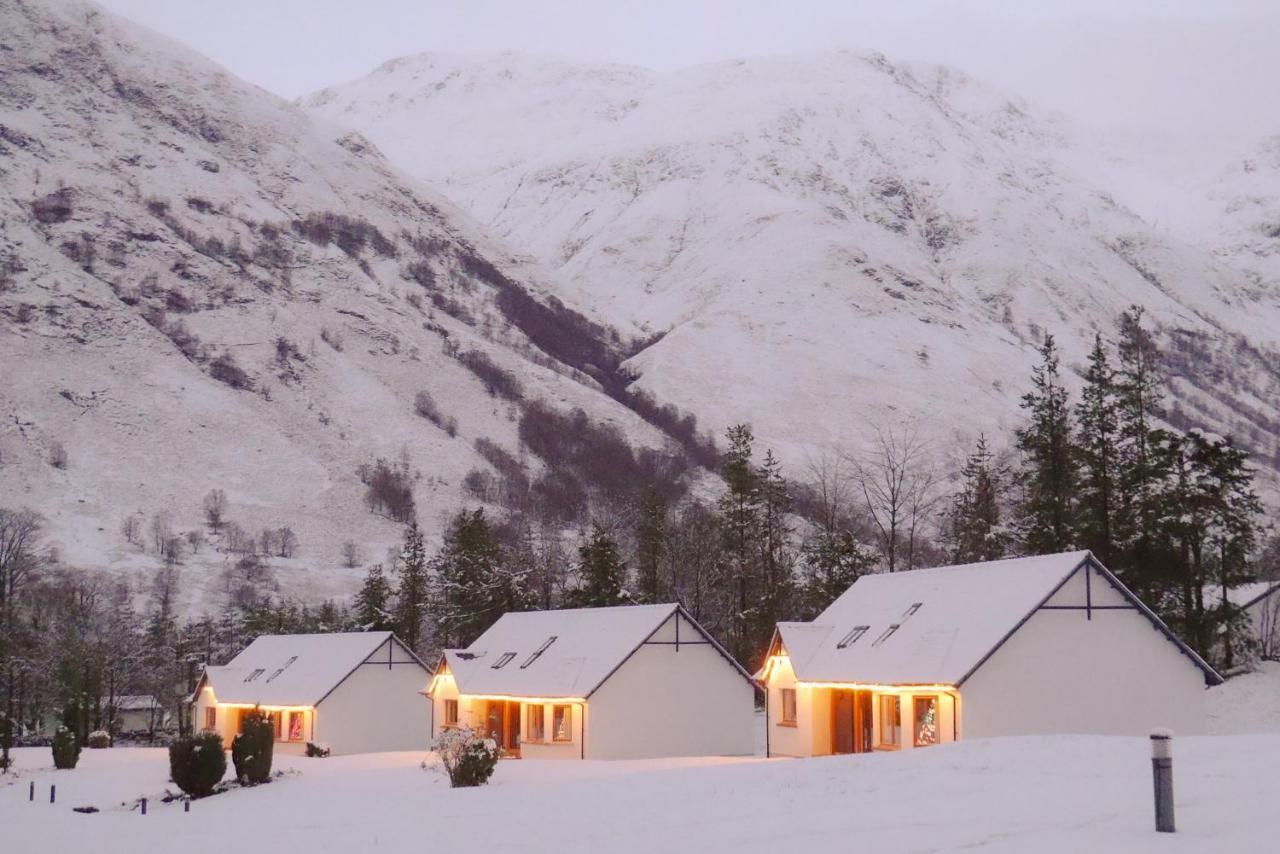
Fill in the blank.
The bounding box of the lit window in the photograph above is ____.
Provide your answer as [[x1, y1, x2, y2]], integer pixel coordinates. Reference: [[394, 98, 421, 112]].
[[552, 704, 572, 742], [871, 624, 900, 647], [288, 711, 305, 742], [492, 652, 517, 669], [203, 707, 216, 731], [272, 711, 283, 740], [913, 696, 939, 747], [879, 695, 900, 747], [779, 688, 797, 725], [527, 704, 545, 741], [443, 699, 459, 727], [837, 626, 870, 648], [521, 636, 558, 669]]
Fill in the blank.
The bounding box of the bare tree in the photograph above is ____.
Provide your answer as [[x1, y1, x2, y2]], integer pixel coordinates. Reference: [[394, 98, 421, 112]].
[[48, 442, 68, 469], [185, 529, 205, 554], [121, 513, 144, 549], [341, 540, 361, 569], [150, 512, 173, 557], [276, 527, 298, 559], [202, 489, 228, 532], [848, 421, 942, 572], [0, 508, 42, 608]]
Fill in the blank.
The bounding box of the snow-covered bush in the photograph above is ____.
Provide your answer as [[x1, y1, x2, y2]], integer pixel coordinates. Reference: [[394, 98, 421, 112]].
[[433, 726, 499, 788], [86, 730, 111, 749], [52, 727, 80, 769], [169, 732, 226, 798], [231, 709, 274, 784], [305, 741, 330, 758]]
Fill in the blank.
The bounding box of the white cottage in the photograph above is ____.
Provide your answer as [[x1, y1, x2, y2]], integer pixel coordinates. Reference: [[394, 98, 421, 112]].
[[192, 631, 430, 755], [111, 695, 165, 733], [761, 551, 1221, 757], [425, 603, 757, 760], [1208, 581, 1280, 663]]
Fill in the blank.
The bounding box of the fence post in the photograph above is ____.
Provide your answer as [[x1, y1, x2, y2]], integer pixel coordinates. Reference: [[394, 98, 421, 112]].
[[50, 784, 56, 804], [140, 797, 147, 816], [29, 781, 34, 801], [1150, 729, 1175, 833]]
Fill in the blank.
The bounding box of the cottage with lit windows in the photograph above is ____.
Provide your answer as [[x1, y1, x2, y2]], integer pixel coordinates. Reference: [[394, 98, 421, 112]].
[[425, 603, 757, 759], [761, 551, 1222, 758], [192, 631, 431, 755]]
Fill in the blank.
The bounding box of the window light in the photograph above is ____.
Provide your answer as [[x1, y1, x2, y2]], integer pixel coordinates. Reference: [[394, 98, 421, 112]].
[[492, 652, 517, 669], [521, 636, 558, 668], [836, 625, 870, 649]]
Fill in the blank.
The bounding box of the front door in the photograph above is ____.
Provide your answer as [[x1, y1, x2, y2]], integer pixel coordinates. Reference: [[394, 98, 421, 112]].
[[485, 701, 521, 755], [832, 690, 875, 754]]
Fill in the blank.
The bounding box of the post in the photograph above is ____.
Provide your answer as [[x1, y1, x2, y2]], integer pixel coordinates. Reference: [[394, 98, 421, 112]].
[[140, 797, 147, 816], [29, 781, 34, 801], [184, 799, 190, 813], [1150, 729, 1175, 833], [50, 784, 56, 804]]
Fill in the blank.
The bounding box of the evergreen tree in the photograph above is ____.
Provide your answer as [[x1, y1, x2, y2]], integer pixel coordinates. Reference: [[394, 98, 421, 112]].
[[393, 523, 429, 652], [353, 563, 395, 632], [753, 449, 795, 651], [797, 529, 874, 619], [634, 490, 667, 603], [717, 425, 761, 665], [431, 509, 525, 648], [948, 435, 1008, 563], [1015, 334, 1076, 553], [1074, 333, 1120, 563], [569, 523, 630, 608]]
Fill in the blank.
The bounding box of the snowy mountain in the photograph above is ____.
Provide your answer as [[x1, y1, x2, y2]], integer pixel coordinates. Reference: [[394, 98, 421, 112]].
[[0, 1, 693, 615], [305, 51, 1280, 478]]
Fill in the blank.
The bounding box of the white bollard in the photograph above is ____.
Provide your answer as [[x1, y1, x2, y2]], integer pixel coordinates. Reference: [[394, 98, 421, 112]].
[[1150, 728, 1175, 833]]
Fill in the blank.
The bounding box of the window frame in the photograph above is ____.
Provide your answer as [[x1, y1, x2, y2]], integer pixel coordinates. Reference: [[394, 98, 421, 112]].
[[878, 694, 901, 749], [443, 698, 459, 727], [526, 704, 546, 742], [287, 710, 305, 742], [551, 704, 573, 743], [912, 695, 940, 748], [203, 706, 216, 731], [778, 688, 798, 726]]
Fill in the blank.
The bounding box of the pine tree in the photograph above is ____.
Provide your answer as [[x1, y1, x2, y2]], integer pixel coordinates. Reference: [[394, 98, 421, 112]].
[[1074, 333, 1120, 563], [753, 449, 795, 654], [798, 529, 874, 619], [1015, 334, 1076, 554], [353, 563, 395, 632], [948, 435, 1008, 563], [393, 523, 429, 652], [634, 490, 667, 603], [431, 509, 524, 648], [569, 523, 630, 607], [717, 425, 761, 665]]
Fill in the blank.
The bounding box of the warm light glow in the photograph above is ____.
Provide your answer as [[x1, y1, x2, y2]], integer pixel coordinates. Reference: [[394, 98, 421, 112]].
[[213, 702, 314, 712], [423, 671, 454, 697], [457, 693, 587, 705], [796, 682, 958, 694], [758, 654, 789, 683]]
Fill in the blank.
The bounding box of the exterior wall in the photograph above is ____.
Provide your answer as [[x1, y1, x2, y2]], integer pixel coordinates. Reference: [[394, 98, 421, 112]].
[[519, 701, 585, 760], [1247, 592, 1279, 660], [117, 709, 155, 732], [315, 638, 431, 755], [584, 612, 755, 759], [193, 688, 314, 754], [962, 564, 1210, 738]]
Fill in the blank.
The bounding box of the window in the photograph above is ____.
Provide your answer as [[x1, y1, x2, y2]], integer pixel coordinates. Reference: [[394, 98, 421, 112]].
[[266, 656, 298, 682], [879, 695, 901, 747], [521, 636, 558, 669], [243, 668, 266, 682], [836, 626, 870, 648], [288, 711, 305, 742], [903, 602, 923, 618], [913, 696, 939, 747], [492, 652, 517, 669], [778, 688, 797, 725], [871, 624, 900, 647], [552, 704, 572, 742], [443, 699, 459, 727], [527, 704, 545, 741], [203, 707, 216, 731], [271, 711, 283, 740]]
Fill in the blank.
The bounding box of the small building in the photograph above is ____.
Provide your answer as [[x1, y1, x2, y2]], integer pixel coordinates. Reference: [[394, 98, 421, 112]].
[[425, 603, 757, 760], [111, 695, 166, 733], [760, 551, 1221, 758], [1208, 581, 1280, 664], [192, 631, 430, 755]]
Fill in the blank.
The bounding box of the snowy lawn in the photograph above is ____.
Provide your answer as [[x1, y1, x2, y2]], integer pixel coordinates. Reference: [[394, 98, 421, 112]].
[[2, 734, 1274, 853]]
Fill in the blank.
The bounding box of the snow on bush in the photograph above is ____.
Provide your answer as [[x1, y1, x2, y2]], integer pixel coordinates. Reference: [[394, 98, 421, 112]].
[[87, 730, 112, 749], [169, 732, 227, 798], [432, 726, 499, 788], [305, 741, 330, 758], [52, 726, 80, 769], [231, 708, 274, 784]]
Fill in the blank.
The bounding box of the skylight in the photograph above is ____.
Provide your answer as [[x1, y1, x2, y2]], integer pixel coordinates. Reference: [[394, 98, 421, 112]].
[[243, 668, 266, 682], [903, 602, 923, 618], [871, 624, 901, 647], [266, 655, 298, 682], [520, 636, 558, 669], [492, 652, 517, 669], [836, 625, 870, 649]]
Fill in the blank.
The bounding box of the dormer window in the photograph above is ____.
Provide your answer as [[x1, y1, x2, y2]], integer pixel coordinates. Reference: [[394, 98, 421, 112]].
[[836, 626, 870, 649], [492, 652, 517, 669], [521, 636, 557, 668]]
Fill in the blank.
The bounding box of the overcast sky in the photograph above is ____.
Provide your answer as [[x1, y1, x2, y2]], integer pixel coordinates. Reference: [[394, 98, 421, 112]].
[[97, 0, 1279, 142]]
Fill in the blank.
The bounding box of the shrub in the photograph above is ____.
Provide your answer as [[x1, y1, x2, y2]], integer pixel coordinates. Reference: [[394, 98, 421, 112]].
[[320, 327, 344, 351], [413, 390, 458, 435], [457, 350, 523, 401], [87, 730, 111, 749], [32, 188, 73, 224], [434, 726, 499, 788], [209, 351, 253, 390], [231, 709, 274, 784], [305, 741, 330, 758], [169, 732, 227, 798], [52, 727, 80, 769], [361, 458, 416, 523]]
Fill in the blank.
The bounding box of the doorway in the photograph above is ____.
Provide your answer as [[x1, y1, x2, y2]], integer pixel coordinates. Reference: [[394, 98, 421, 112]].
[[485, 701, 522, 755], [831, 690, 874, 754]]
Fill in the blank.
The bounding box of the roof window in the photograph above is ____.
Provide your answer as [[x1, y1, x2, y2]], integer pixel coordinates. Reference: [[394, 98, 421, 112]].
[[520, 636, 558, 669], [266, 655, 298, 683], [871, 625, 901, 647], [243, 668, 266, 683], [492, 652, 517, 669], [836, 626, 870, 649], [903, 602, 923, 618]]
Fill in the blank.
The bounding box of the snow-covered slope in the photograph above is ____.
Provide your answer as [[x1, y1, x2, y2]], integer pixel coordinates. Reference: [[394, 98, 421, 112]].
[[0, 2, 683, 615], [306, 51, 1280, 474]]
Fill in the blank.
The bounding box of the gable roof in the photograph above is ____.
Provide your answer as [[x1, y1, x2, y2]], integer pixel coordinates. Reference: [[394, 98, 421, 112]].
[[437, 603, 751, 700], [112, 695, 161, 711], [775, 550, 1221, 687], [1203, 581, 1280, 611], [199, 631, 423, 707]]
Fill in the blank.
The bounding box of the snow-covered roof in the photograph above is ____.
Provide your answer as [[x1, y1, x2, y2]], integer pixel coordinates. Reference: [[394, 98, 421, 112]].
[[112, 695, 161, 711], [201, 632, 410, 707], [1203, 581, 1280, 611], [776, 550, 1218, 687], [438, 603, 745, 699]]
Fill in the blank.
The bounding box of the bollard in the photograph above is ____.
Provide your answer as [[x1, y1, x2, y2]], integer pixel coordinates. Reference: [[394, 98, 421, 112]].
[[184, 799, 190, 813], [1150, 729, 1175, 833], [29, 781, 34, 801], [50, 784, 56, 804], [140, 797, 147, 816]]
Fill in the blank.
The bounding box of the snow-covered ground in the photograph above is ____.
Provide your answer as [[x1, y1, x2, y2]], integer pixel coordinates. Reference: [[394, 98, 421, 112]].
[[2, 730, 1274, 852]]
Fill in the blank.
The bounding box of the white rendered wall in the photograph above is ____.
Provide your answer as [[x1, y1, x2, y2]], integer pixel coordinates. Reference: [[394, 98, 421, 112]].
[[585, 612, 755, 760], [315, 638, 431, 754], [962, 564, 1209, 738], [519, 701, 584, 760]]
